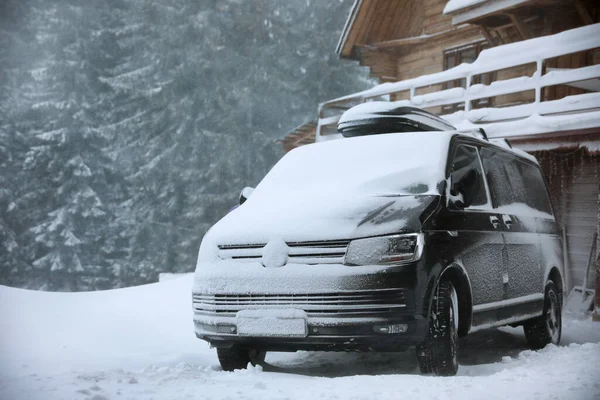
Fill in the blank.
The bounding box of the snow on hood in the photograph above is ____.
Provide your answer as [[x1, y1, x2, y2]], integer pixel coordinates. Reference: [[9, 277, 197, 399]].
[[209, 192, 440, 245], [206, 132, 451, 245]]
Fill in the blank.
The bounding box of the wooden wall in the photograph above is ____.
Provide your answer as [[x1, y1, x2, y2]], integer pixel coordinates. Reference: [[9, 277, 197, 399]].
[[394, 0, 483, 82], [528, 139, 600, 291], [356, 0, 598, 110], [348, 0, 425, 80]]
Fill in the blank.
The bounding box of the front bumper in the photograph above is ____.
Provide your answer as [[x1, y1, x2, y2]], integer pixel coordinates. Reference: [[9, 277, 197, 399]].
[[194, 315, 428, 352], [192, 260, 427, 352]]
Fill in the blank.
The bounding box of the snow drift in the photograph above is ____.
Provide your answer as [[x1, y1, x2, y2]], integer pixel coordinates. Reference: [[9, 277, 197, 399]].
[[1, 275, 600, 400]]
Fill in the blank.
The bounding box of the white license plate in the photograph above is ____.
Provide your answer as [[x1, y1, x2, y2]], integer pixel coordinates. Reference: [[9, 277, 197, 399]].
[[236, 309, 308, 337]]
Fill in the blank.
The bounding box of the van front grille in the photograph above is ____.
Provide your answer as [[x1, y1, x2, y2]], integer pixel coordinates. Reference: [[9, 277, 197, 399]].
[[217, 239, 351, 265], [192, 289, 406, 316]]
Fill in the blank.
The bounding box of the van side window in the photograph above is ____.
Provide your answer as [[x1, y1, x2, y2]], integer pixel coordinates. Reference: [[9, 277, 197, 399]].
[[480, 148, 552, 216], [480, 148, 524, 207], [516, 162, 553, 215], [451, 145, 489, 208]]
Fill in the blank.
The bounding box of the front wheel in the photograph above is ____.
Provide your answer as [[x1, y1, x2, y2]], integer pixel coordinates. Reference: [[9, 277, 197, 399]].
[[216, 346, 266, 371], [416, 280, 459, 376], [523, 281, 561, 349]]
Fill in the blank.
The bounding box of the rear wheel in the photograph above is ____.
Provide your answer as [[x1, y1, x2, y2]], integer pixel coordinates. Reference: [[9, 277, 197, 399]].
[[216, 346, 266, 371], [416, 280, 459, 376], [523, 281, 561, 349]]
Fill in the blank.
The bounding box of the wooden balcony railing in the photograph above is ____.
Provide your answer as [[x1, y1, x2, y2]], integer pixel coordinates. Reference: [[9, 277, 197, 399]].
[[317, 23, 600, 141]]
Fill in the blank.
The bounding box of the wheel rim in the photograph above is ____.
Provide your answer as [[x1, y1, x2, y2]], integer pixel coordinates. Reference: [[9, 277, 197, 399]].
[[449, 285, 459, 364], [546, 291, 560, 344]]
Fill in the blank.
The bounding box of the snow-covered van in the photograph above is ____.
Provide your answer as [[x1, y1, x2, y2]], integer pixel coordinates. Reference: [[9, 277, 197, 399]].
[[192, 104, 564, 376]]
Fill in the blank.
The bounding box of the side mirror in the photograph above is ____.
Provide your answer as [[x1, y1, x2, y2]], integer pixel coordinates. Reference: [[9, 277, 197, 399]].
[[239, 186, 254, 205], [449, 168, 481, 209]]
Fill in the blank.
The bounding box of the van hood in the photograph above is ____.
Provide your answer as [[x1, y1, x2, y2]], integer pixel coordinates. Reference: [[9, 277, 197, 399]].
[[204, 132, 451, 247], [207, 191, 440, 245]]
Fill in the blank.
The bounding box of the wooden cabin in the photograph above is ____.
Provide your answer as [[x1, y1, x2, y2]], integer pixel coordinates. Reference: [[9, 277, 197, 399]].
[[283, 0, 600, 313], [280, 121, 317, 153]]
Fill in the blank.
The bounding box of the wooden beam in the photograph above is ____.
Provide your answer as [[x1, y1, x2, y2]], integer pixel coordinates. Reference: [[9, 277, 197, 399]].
[[506, 12, 532, 40], [372, 36, 428, 49], [337, 0, 370, 57], [291, 135, 313, 147], [326, 104, 355, 111], [282, 130, 316, 151], [574, 0, 594, 25], [491, 14, 540, 32], [371, 24, 476, 50], [480, 26, 498, 47]]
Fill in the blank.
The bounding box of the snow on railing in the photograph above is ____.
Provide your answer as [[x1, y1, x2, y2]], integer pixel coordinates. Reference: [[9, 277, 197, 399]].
[[317, 24, 600, 141], [443, 0, 489, 15]]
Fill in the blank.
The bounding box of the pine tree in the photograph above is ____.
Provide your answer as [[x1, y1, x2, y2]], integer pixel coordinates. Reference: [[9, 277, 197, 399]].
[[0, 0, 370, 290], [2, 0, 131, 290]]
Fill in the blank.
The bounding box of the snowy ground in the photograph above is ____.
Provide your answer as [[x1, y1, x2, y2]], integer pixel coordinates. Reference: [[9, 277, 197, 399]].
[[1, 275, 599, 400]]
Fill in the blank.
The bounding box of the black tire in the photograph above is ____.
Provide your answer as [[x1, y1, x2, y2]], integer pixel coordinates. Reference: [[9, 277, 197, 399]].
[[523, 281, 561, 350], [248, 348, 267, 365], [416, 280, 459, 376], [415, 344, 433, 374], [216, 346, 266, 371]]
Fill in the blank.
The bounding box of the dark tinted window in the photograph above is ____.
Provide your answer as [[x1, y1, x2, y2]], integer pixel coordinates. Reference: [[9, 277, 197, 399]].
[[451, 145, 488, 207], [517, 161, 553, 214], [480, 147, 552, 215]]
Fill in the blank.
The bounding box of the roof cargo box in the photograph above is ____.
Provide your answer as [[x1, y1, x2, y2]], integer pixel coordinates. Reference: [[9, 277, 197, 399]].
[[337, 102, 456, 138]]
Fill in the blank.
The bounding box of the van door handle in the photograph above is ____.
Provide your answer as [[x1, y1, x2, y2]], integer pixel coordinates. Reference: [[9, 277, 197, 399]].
[[502, 215, 512, 229], [490, 216, 499, 229]]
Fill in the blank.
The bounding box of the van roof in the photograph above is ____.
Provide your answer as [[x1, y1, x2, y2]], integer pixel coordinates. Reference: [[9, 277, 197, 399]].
[[451, 129, 539, 164]]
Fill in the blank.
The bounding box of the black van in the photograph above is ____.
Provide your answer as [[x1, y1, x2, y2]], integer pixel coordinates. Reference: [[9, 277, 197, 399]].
[[192, 104, 564, 376]]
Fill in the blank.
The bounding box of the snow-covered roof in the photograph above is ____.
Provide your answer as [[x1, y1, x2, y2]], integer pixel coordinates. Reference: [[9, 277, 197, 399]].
[[335, 0, 363, 55]]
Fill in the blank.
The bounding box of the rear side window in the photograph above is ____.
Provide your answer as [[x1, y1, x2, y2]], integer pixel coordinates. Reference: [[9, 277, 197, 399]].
[[480, 147, 552, 216], [516, 162, 553, 214]]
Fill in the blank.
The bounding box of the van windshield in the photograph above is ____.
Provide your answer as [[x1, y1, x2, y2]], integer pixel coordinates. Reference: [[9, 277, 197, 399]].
[[252, 132, 452, 199]]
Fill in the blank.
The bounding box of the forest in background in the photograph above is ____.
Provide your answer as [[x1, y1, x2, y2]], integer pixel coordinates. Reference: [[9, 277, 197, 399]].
[[0, 0, 370, 291]]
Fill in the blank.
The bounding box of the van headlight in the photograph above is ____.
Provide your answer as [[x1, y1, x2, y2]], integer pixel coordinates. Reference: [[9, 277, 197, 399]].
[[344, 233, 424, 266]]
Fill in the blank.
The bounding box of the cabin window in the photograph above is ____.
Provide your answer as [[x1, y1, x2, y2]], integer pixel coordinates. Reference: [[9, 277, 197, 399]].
[[443, 41, 494, 112]]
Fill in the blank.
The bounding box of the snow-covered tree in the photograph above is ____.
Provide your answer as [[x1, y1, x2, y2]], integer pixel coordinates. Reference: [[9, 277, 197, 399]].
[[0, 0, 370, 290]]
